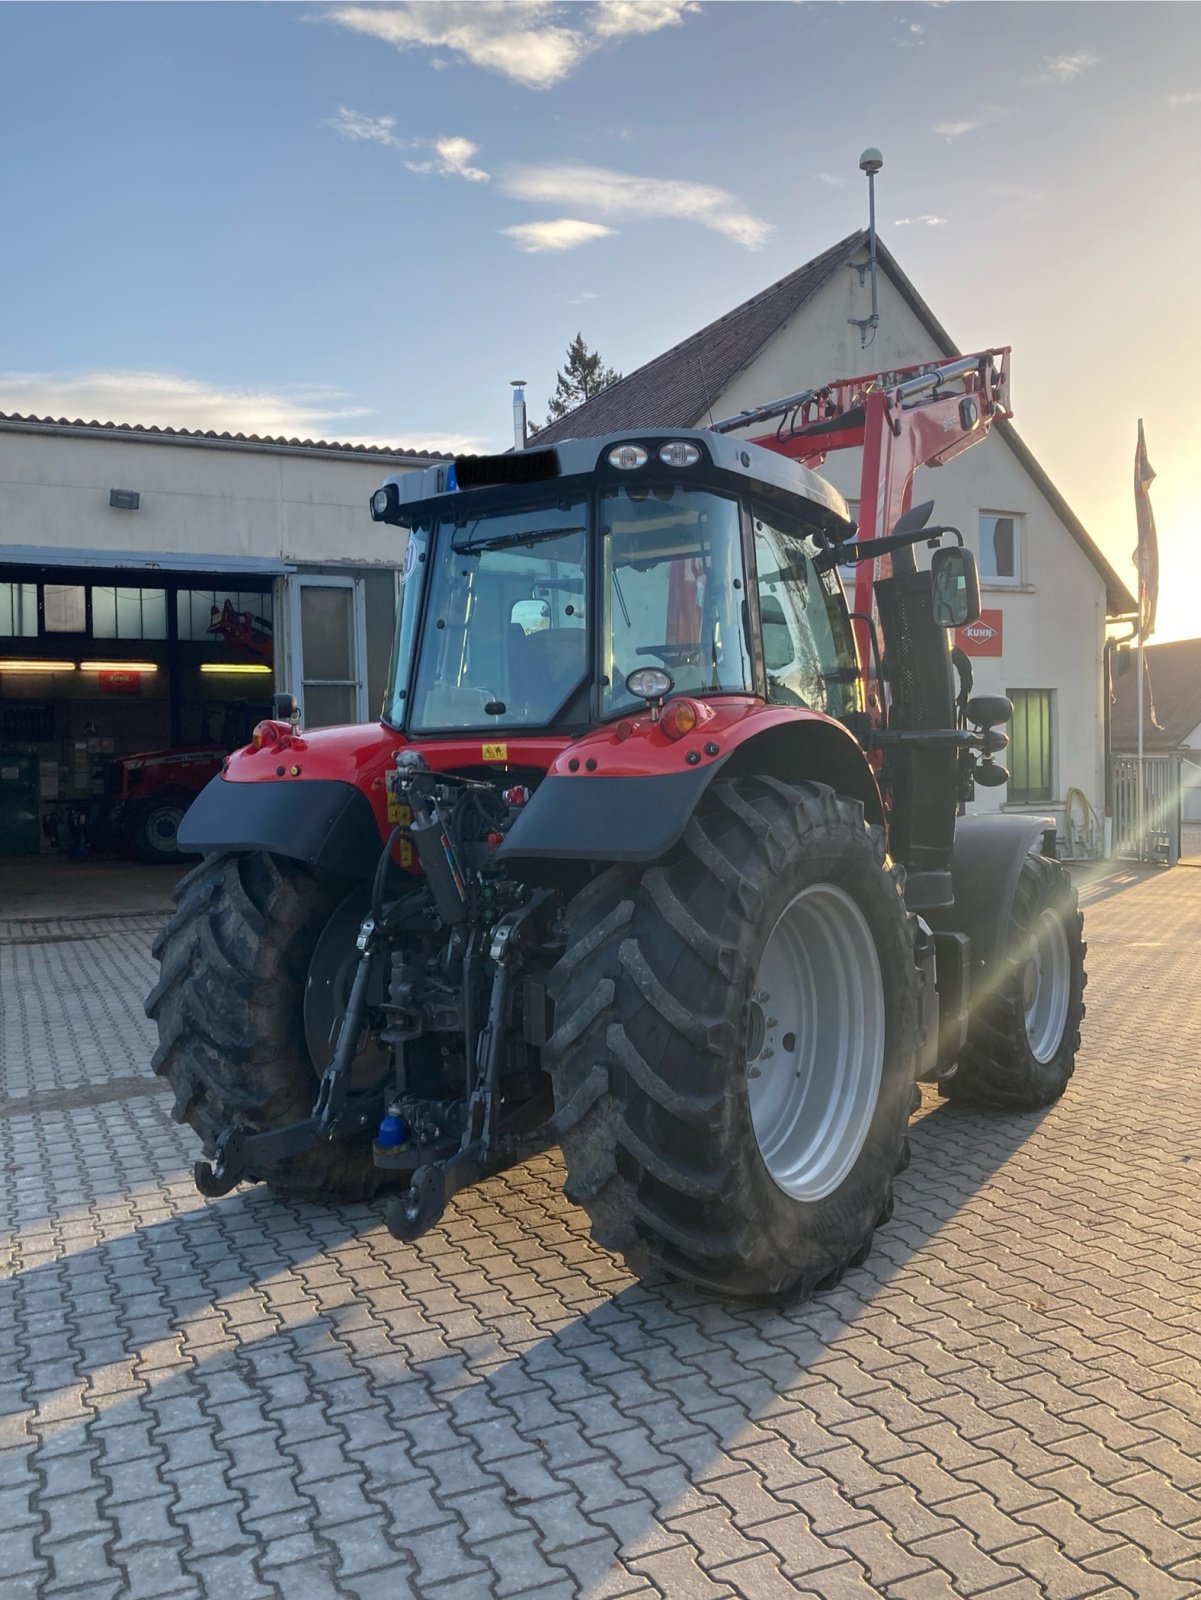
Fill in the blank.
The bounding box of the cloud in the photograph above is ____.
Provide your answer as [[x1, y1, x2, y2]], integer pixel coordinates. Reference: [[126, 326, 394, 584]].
[[933, 119, 980, 141], [816, 172, 846, 188], [0, 370, 378, 438], [590, 0, 697, 38], [893, 19, 924, 47], [326, 106, 399, 144], [893, 215, 945, 228], [405, 136, 490, 183], [327, 110, 489, 181], [325, 1, 696, 91], [0, 369, 482, 453], [501, 219, 616, 252], [1169, 89, 1201, 108], [501, 162, 771, 248], [1026, 48, 1099, 87]]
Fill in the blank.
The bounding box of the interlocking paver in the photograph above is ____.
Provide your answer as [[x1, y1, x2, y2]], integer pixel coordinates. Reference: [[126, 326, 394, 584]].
[[4, 866, 1201, 1597]]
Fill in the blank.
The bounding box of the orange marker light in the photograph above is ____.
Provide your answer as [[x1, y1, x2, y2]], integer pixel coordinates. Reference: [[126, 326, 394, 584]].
[[660, 699, 699, 741]]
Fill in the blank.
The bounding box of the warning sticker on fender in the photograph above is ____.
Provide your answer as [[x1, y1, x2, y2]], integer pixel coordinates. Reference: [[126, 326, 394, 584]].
[[482, 743, 508, 762]]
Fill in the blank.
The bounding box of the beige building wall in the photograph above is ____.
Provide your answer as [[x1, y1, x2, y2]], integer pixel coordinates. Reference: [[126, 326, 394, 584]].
[[713, 255, 1110, 830], [0, 424, 424, 569]]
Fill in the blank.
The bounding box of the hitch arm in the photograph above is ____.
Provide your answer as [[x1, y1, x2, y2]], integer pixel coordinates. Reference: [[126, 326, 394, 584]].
[[194, 913, 384, 1199]]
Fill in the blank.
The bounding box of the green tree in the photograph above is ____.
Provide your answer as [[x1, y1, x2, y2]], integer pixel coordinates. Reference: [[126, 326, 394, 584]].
[[543, 333, 622, 425]]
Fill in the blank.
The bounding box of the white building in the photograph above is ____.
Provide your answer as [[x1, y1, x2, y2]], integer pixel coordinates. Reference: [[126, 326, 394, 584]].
[[537, 231, 1136, 847], [0, 416, 436, 854]]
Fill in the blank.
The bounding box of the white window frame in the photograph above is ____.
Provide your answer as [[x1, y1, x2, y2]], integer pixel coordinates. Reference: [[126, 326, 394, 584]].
[[287, 574, 368, 726], [978, 510, 1025, 589]]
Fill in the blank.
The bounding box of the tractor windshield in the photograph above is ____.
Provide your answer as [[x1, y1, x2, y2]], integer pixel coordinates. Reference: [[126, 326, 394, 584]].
[[601, 485, 753, 717], [403, 499, 589, 732]]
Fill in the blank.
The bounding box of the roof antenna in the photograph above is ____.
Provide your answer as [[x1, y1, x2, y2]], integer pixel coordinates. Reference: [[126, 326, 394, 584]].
[[696, 349, 715, 428], [848, 147, 882, 349]]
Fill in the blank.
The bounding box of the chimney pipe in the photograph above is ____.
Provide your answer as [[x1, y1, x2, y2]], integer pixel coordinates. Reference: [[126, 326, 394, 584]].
[[510, 380, 527, 450]]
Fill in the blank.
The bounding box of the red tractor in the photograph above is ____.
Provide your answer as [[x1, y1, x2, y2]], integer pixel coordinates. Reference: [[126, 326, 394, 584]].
[[148, 349, 1086, 1301]]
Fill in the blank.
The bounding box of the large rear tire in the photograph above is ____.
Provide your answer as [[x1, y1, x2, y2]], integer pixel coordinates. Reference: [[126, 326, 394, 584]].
[[145, 851, 386, 1199], [941, 853, 1086, 1110], [546, 777, 920, 1301]]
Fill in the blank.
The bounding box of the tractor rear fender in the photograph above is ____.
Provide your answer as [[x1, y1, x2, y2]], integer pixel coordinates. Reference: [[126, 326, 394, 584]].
[[497, 705, 882, 871], [925, 813, 1056, 973], [177, 772, 386, 879]]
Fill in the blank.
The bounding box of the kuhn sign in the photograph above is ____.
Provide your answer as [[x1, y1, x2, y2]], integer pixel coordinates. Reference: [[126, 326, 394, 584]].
[[956, 608, 1003, 657]]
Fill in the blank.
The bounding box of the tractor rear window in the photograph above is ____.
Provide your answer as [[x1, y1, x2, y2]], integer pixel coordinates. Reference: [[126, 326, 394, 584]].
[[408, 500, 589, 732], [601, 486, 753, 716]]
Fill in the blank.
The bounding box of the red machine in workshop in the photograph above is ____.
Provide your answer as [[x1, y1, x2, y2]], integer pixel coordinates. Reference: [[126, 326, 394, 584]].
[[113, 600, 272, 862]]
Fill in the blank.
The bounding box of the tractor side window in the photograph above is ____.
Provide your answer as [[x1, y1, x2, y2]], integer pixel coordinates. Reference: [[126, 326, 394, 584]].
[[753, 515, 860, 717], [602, 485, 752, 715]]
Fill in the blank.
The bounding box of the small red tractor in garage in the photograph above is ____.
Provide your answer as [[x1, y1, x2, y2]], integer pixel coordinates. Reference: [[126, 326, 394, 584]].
[[148, 348, 1086, 1301]]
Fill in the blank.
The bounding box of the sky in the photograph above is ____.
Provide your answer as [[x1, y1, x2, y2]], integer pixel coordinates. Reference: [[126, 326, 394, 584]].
[[2, 1, 1199, 640]]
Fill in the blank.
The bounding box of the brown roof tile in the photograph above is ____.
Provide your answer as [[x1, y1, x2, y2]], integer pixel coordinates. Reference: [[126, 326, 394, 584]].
[[1111, 637, 1201, 751]]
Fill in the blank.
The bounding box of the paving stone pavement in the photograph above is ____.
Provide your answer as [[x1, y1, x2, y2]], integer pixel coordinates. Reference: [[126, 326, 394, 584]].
[[2, 867, 1200, 1600]]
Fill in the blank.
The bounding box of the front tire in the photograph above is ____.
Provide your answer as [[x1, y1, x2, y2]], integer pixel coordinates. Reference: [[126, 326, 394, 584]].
[[942, 853, 1086, 1110], [145, 851, 386, 1199], [546, 777, 920, 1301]]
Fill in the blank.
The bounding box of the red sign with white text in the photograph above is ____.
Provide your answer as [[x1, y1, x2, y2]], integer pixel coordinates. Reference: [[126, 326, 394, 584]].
[[99, 670, 142, 694], [956, 609, 1003, 657]]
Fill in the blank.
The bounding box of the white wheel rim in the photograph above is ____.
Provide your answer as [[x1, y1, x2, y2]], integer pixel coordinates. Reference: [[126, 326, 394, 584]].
[[1023, 907, 1071, 1064], [746, 884, 886, 1201]]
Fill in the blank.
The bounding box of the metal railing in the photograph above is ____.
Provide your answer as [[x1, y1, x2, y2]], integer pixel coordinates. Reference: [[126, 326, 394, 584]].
[[1111, 753, 1182, 864]]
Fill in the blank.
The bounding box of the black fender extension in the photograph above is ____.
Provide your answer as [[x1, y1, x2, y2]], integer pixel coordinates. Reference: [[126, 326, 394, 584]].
[[177, 774, 386, 879]]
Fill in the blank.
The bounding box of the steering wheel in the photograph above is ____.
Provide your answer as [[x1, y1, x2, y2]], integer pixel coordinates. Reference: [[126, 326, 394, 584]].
[[635, 643, 701, 667]]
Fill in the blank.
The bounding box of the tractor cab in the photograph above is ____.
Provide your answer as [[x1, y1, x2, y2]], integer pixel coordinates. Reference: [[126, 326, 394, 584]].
[[371, 430, 862, 741]]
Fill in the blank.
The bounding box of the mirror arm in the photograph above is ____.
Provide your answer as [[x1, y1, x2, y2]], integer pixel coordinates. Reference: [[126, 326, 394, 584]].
[[813, 524, 960, 574]]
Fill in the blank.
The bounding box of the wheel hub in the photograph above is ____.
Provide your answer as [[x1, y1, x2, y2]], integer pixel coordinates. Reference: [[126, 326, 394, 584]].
[[1022, 907, 1071, 1064], [746, 884, 885, 1202]]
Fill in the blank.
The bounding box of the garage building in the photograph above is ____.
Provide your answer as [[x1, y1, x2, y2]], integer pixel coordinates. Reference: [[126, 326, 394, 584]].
[[0, 415, 438, 858]]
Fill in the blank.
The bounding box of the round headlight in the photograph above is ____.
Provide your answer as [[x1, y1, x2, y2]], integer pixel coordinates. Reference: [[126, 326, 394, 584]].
[[625, 666, 674, 703], [607, 444, 648, 470], [659, 441, 701, 468], [371, 488, 391, 518]]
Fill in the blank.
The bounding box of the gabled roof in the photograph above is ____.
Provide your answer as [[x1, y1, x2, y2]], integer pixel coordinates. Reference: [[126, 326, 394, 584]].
[[535, 232, 865, 442], [1111, 637, 1201, 751], [0, 411, 449, 463], [536, 230, 1136, 617]]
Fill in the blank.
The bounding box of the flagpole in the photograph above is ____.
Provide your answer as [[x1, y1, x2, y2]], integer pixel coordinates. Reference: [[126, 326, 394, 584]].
[[1135, 416, 1145, 860]]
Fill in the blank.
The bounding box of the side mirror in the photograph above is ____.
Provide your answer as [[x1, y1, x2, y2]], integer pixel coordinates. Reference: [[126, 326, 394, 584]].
[[272, 692, 298, 723], [930, 546, 981, 629]]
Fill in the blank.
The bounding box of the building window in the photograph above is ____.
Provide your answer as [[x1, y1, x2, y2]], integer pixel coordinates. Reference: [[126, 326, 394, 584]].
[[177, 589, 274, 642], [43, 583, 87, 633], [92, 586, 168, 640], [979, 512, 1023, 585], [0, 582, 38, 636], [1007, 688, 1053, 803]]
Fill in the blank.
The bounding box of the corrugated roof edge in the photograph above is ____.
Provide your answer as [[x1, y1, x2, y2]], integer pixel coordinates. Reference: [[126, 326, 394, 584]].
[[0, 411, 451, 462], [870, 240, 1137, 619]]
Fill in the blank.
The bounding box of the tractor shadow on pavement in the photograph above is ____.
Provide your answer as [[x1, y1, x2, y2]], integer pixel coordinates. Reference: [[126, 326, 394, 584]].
[[5, 1091, 1056, 1594]]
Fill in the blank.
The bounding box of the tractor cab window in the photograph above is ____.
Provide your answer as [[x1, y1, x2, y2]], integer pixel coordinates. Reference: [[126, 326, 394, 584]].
[[602, 485, 753, 717], [753, 513, 861, 717], [407, 499, 588, 732]]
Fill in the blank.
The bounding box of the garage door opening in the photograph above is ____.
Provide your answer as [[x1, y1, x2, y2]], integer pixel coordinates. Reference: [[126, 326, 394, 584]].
[[0, 565, 276, 861]]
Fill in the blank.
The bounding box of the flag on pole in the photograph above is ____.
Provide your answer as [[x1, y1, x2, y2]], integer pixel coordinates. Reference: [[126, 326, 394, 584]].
[[1132, 419, 1158, 641]]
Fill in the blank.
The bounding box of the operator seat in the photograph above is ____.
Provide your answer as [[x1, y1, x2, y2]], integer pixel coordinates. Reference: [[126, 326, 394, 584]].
[[508, 625, 586, 721]]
